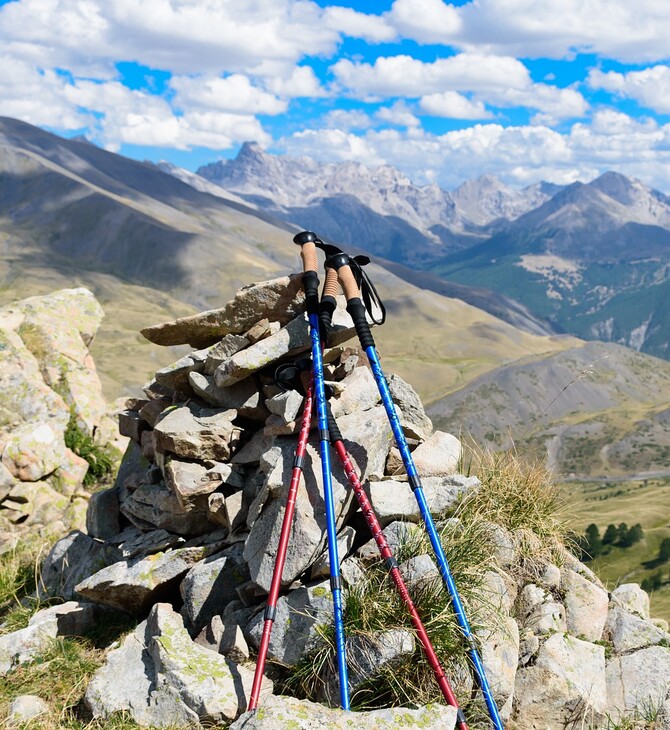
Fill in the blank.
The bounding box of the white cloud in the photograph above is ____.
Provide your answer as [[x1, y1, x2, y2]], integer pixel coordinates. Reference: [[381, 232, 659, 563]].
[[387, 0, 462, 44], [170, 75, 287, 115], [376, 101, 421, 127], [265, 66, 325, 98], [0, 0, 340, 75], [323, 109, 373, 131], [588, 65, 670, 114], [331, 53, 531, 97], [280, 114, 670, 192], [387, 0, 670, 62], [420, 92, 492, 120], [323, 6, 396, 43]]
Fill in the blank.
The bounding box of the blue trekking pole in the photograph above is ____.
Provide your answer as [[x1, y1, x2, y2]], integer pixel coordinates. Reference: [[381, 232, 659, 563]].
[[318, 239, 504, 730], [292, 231, 350, 710]]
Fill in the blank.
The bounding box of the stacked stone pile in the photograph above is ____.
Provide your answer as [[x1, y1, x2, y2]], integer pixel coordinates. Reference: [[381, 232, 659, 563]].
[[0, 288, 121, 549], [1, 277, 669, 730]]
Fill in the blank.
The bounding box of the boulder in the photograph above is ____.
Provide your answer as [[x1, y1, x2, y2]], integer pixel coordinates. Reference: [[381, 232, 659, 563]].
[[2, 422, 67, 482], [478, 616, 520, 721], [606, 646, 670, 720], [610, 583, 650, 620], [153, 402, 240, 461], [514, 633, 607, 727], [516, 584, 566, 636], [364, 475, 478, 526], [7, 695, 50, 727], [229, 696, 455, 730], [140, 274, 305, 347], [605, 607, 670, 654], [75, 545, 210, 615], [180, 544, 250, 634], [562, 566, 609, 642], [395, 430, 462, 477]]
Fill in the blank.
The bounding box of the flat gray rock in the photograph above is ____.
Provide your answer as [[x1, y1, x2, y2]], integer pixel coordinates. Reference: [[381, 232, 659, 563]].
[[141, 274, 305, 347]]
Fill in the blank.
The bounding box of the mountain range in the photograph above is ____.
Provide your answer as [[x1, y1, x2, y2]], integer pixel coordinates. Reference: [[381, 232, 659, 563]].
[[0, 116, 570, 404], [1, 116, 669, 479], [195, 143, 670, 361]]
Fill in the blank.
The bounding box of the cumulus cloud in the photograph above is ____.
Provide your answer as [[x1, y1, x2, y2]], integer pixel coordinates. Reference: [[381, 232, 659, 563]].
[[420, 92, 492, 119], [323, 109, 373, 131], [323, 5, 396, 43], [588, 65, 670, 114], [170, 75, 287, 115], [376, 101, 421, 127], [387, 0, 670, 62], [332, 53, 531, 97], [332, 53, 587, 120], [279, 113, 670, 192]]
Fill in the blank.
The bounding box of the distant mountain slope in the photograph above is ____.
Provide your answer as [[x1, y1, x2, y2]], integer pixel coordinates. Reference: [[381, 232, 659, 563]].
[[196, 141, 558, 263], [0, 117, 575, 399], [427, 341, 670, 478], [431, 172, 670, 360]]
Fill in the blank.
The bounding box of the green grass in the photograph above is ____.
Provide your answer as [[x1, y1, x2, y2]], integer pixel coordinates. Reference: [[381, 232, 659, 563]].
[[564, 477, 670, 621]]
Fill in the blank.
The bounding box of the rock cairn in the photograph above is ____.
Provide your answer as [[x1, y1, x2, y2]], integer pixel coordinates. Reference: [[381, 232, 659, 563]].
[[0, 288, 121, 549], [1, 277, 669, 729]]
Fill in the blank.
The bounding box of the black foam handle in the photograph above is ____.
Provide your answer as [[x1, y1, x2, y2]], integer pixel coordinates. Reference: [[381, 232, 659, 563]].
[[302, 270, 319, 316], [347, 298, 375, 350], [319, 295, 337, 347], [326, 402, 343, 443]]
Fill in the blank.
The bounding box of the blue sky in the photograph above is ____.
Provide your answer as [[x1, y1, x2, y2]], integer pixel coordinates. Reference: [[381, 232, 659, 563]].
[[1, 0, 670, 190]]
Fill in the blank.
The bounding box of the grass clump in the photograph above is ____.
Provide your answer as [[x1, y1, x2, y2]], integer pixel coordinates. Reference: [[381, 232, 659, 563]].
[[64, 411, 116, 487]]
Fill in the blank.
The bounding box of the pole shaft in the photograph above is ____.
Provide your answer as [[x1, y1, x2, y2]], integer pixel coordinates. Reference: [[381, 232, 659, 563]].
[[364, 346, 503, 730], [248, 385, 315, 710]]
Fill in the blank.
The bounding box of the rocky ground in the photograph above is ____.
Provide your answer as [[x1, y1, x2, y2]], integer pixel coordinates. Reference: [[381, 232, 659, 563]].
[[1, 279, 670, 729]]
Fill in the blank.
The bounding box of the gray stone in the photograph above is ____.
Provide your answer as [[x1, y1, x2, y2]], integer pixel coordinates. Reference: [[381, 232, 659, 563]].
[[120, 481, 212, 535], [153, 402, 239, 461], [229, 696, 455, 730], [180, 544, 250, 634], [606, 646, 670, 720], [397, 430, 461, 477], [75, 545, 209, 615], [86, 485, 120, 539], [196, 616, 249, 663], [398, 554, 440, 591], [536, 563, 562, 590], [155, 352, 205, 390], [387, 373, 433, 440], [0, 461, 17, 501], [310, 526, 356, 580], [118, 409, 147, 443], [139, 396, 172, 428], [478, 616, 519, 722], [245, 318, 280, 343], [562, 567, 609, 642], [140, 274, 305, 347], [357, 521, 422, 561], [0, 617, 59, 675], [214, 308, 355, 387], [364, 475, 478, 526], [205, 334, 251, 374], [189, 372, 266, 419], [108, 527, 185, 559], [28, 600, 108, 637], [7, 695, 50, 727], [610, 583, 650, 620], [480, 570, 517, 616], [514, 633, 607, 727], [264, 389, 304, 423], [38, 530, 120, 600], [243, 408, 391, 591], [484, 521, 517, 568], [605, 607, 670, 654], [164, 456, 241, 513], [329, 366, 380, 418], [320, 630, 415, 706], [516, 583, 567, 636], [147, 604, 264, 724], [246, 581, 334, 665], [1, 421, 67, 482]]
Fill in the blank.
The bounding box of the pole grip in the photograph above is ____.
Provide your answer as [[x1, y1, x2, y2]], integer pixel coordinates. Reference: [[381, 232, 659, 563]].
[[293, 231, 320, 315], [319, 265, 339, 347]]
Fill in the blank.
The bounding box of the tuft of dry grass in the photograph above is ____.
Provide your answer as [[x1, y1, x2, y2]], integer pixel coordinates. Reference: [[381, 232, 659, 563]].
[[459, 442, 571, 575]]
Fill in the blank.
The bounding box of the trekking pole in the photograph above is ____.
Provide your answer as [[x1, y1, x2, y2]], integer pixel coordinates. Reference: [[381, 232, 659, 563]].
[[247, 381, 315, 711], [319, 240, 504, 730], [293, 230, 350, 710], [319, 264, 469, 727]]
